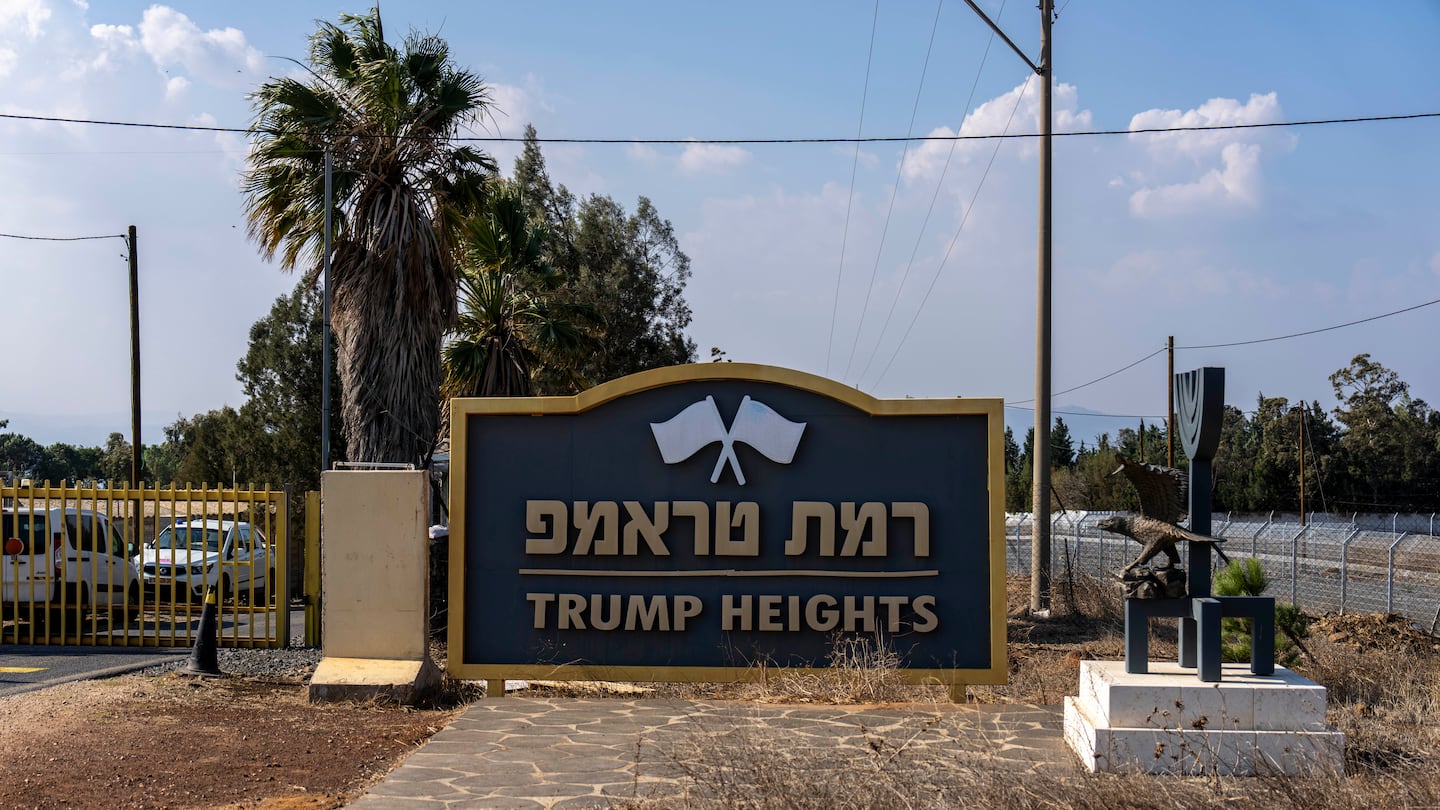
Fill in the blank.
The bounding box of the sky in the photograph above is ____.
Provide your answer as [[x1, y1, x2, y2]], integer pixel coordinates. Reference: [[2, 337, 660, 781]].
[[1, 0, 1437, 451]]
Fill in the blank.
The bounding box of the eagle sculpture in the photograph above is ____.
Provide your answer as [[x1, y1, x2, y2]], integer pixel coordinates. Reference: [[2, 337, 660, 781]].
[[1098, 454, 1228, 575]]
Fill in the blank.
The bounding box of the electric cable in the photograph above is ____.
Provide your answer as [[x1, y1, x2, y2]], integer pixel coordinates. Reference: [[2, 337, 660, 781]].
[[1009, 346, 1166, 405], [856, 0, 1008, 387], [869, 72, 1033, 389], [841, 0, 945, 384], [1, 110, 1434, 145], [0, 232, 125, 241], [826, 0, 881, 377], [1177, 297, 1440, 350]]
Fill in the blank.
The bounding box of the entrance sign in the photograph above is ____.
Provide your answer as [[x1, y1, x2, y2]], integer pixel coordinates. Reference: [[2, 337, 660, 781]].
[[448, 364, 1006, 688]]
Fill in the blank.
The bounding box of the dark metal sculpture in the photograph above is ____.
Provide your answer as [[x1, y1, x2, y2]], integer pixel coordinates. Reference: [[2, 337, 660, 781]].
[[1120, 366, 1275, 683], [1101, 455, 1228, 579]]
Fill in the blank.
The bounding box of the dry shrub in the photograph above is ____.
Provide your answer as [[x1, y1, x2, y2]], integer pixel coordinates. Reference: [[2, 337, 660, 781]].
[[1296, 635, 1440, 772], [743, 632, 946, 704]]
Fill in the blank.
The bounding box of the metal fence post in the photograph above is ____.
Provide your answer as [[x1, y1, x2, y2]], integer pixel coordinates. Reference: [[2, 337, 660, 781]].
[[1387, 532, 1411, 614], [1339, 526, 1361, 614], [1290, 524, 1308, 606], [1073, 514, 1083, 572], [1251, 511, 1273, 559]]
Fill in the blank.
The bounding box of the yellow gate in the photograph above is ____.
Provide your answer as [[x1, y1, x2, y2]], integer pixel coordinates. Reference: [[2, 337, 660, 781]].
[[1, 481, 288, 648]]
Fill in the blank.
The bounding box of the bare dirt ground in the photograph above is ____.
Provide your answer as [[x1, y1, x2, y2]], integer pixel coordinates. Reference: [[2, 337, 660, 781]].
[[0, 671, 465, 810], [0, 577, 1435, 809]]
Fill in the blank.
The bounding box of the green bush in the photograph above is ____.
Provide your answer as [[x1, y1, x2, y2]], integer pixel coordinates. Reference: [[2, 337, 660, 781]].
[[1214, 558, 1309, 667]]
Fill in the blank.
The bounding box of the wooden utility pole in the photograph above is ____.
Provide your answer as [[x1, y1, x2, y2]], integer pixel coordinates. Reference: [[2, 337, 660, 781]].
[[1299, 405, 1306, 525], [321, 152, 333, 476], [1167, 336, 1175, 467], [1031, 0, 1054, 613], [127, 225, 142, 485], [960, 0, 1054, 612]]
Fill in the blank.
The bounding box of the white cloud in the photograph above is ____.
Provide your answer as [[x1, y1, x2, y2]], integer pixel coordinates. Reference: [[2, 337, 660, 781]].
[[901, 80, 1091, 185], [1129, 142, 1261, 218], [678, 142, 751, 175], [136, 6, 263, 86], [164, 74, 189, 101], [0, 46, 15, 77], [1130, 92, 1282, 161], [627, 143, 660, 162], [0, 0, 52, 38], [484, 81, 531, 137], [1124, 92, 1285, 219]]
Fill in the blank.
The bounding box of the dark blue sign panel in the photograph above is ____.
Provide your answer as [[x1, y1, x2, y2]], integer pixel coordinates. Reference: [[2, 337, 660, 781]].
[[449, 365, 1005, 686]]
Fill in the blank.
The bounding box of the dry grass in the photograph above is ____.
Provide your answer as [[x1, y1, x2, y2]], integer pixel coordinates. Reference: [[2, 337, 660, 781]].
[[598, 574, 1440, 810]]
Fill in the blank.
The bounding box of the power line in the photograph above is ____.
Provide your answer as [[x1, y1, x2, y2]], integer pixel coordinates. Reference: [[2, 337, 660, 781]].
[[869, 73, 1033, 389], [841, 0, 945, 384], [1009, 346, 1166, 405], [1, 110, 1435, 145], [1178, 296, 1440, 350], [1005, 404, 1165, 420], [856, 0, 1008, 387], [826, 0, 881, 378], [0, 232, 125, 242]]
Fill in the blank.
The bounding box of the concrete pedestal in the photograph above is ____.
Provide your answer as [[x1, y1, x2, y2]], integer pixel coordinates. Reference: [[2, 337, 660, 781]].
[[309, 470, 439, 705], [1064, 660, 1343, 776]]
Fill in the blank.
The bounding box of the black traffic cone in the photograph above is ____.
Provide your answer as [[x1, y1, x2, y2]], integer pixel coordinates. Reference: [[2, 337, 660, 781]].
[[182, 587, 223, 677]]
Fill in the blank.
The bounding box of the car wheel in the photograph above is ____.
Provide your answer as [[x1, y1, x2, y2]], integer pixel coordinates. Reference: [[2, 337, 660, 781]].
[[110, 583, 140, 626], [221, 574, 233, 602]]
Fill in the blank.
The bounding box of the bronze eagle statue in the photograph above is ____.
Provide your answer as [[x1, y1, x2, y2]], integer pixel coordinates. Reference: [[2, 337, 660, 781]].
[[1098, 454, 1228, 575]]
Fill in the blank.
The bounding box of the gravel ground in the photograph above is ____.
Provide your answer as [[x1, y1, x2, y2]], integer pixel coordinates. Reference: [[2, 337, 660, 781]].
[[141, 645, 324, 681]]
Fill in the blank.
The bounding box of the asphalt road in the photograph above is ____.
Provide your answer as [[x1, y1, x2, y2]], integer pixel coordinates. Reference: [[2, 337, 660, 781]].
[[0, 645, 187, 697]]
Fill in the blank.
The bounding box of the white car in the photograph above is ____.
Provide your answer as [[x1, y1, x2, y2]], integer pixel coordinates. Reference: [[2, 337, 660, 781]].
[[1, 507, 141, 624], [141, 519, 273, 605]]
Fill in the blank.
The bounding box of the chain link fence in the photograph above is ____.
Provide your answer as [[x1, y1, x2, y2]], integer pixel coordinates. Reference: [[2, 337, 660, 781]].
[[1006, 511, 1440, 630]]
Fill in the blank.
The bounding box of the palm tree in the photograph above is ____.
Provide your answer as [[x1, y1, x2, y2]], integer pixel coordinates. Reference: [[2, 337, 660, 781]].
[[243, 7, 495, 464], [443, 184, 592, 398]]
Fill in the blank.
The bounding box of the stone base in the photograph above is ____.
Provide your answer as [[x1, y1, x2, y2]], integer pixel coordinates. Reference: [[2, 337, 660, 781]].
[[1064, 660, 1343, 775], [308, 656, 441, 706]]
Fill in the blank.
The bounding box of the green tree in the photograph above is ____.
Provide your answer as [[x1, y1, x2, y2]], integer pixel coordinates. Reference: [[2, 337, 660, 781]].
[[511, 127, 696, 393], [1329, 354, 1437, 510], [98, 433, 134, 484], [34, 443, 103, 484], [443, 183, 592, 397], [1051, 417, 1076, 468], [244, 6, 496, 466], [0, 432, 43, 479], [235, 283, 344, 494]]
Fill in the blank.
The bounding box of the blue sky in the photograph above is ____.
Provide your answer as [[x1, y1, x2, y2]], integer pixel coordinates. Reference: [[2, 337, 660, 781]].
[[1, 1, 1437, 450]]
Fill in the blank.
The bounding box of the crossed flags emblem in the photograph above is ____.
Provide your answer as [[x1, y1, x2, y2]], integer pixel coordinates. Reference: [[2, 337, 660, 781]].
[[650, 395, 806, 485]]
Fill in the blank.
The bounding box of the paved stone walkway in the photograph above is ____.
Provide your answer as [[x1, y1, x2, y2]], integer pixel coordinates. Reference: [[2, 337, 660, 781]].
[[350, 698, 1075, 809]]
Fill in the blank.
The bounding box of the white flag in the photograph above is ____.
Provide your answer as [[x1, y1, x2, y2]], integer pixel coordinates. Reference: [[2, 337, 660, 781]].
[[650, 397, 727, 463], [728, 396, 806, 463]]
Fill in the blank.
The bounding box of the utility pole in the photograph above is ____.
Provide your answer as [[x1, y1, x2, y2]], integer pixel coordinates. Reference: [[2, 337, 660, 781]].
[[1032, 0, 1054, 613], [960, 0, 1054, 613], [1298, 405, 1306, 525], [321, 151, 333, 476], [1167, 336, 1175, 467], [127, 225, 142, 485]]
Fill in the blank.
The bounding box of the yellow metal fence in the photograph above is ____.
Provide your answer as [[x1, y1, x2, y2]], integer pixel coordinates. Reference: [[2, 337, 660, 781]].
[[1, 481, 287, 648]]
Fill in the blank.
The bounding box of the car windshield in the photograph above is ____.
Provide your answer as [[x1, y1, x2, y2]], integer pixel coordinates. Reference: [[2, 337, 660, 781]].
[[152, 526, 223, 552]]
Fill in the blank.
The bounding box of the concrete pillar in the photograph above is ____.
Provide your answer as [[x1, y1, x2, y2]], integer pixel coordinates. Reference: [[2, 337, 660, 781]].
[[308, 469, 440, 704]]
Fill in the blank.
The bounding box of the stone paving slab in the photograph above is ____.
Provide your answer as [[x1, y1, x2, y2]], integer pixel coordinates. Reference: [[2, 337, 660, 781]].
[[349, 698, 1076, 809]]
